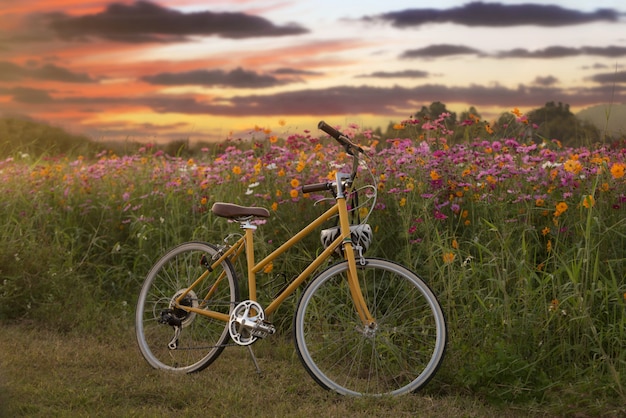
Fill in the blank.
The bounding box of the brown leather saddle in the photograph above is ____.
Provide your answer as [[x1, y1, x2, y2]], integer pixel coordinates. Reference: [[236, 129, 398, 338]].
[[211, 202, 270, 219]]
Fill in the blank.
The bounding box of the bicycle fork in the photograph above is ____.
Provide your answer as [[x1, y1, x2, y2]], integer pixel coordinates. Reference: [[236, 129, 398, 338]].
[[336, 191, 376, 330]]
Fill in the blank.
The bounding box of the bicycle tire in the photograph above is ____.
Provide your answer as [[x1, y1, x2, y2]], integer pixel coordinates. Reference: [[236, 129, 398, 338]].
[[135, 241, 239, 373], [293, 258, 446, 396]]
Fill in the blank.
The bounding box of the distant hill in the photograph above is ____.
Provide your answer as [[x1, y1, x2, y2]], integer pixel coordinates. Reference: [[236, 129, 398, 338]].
[[576, 104, 626, 138], [0, 116, 96, 158]]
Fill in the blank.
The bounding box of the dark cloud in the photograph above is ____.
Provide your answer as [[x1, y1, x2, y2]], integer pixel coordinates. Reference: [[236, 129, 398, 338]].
[[591, 71, 626, 84], [141, 67, 290, 88], [0, 87, 54, 103], [498, 46, 626, 58], [401, 45, 480, 58], [4, 83, 625, 116], [272, 68, 321, 76], [356, 70, 429, 79], [145, 84, 626, 116], [370, 2, 619, 28], [399, 45, 626, 59], [0, 62, 23, 81], [0, 61, 95, 83], [44, 1, 308, 43], [533, 76, 559, 87]]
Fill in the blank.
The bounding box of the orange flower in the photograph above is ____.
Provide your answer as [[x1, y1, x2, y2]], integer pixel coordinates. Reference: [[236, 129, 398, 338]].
[[290, 189, 298, 198], [582, 195, 595, 209], [430, 170, 441, 181], [610, 162, 625, 179], [554, 201, 568, 217], [442, 252, 455, 264], [290, 178, 300, 188], [564, 159, 582, 174], [232, 166, 242, 175], [549, 299, 559, 312]]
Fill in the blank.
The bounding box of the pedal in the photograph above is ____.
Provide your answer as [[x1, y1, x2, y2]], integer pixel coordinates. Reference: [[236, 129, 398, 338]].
[[251, 320, 276, 339]]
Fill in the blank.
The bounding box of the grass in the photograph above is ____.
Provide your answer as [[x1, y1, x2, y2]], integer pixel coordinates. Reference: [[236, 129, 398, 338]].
[[1, 111, 626, 416], [0, 324, 540, 418]]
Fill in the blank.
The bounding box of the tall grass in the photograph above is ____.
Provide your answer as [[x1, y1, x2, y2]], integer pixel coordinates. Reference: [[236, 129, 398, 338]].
[[1, 111, 625, 414]]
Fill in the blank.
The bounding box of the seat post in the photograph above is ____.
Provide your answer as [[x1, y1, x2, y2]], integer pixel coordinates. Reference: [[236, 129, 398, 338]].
[[241, 220, 257, 301]]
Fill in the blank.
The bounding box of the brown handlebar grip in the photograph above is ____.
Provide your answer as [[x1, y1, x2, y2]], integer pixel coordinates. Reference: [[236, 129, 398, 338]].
[[302, 182, 331, 194], [318, 121, 343, 140]]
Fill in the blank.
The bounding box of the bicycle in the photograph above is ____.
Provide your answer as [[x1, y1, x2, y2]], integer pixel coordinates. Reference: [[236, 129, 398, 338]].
[[135, 121, 447, 396]]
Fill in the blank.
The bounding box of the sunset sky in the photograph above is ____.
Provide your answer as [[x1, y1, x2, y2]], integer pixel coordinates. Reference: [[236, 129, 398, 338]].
[[1, 0, 625, 143]]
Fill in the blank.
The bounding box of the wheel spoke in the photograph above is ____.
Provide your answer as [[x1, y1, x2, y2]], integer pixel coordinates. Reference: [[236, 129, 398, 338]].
[[294, 258, 446, 396], [135, 242, 238, 373]]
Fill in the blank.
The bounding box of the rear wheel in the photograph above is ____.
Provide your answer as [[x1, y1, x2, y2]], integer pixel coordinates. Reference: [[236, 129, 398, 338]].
[[135, 242, 239, 373], [294, 258, 446, 396]]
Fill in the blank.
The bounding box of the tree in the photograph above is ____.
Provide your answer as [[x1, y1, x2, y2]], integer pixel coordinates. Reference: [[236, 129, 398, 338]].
[[413, 101, 457, 123], [528, 101, 600, 146], [458, 106, 481, 123]]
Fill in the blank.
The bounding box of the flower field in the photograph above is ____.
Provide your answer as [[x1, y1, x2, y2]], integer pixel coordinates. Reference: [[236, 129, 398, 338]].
[[1, 110, 625, 413]]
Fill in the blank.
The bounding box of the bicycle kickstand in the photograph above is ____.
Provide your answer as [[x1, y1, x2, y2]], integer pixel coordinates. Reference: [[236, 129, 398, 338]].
[[247, 346, 263, 377]]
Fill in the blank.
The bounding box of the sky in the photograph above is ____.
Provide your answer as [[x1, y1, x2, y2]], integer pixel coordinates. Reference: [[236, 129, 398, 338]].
[[1, 0, 625, 143]]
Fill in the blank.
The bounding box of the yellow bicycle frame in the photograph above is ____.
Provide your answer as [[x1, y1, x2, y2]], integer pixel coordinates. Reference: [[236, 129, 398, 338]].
[[174, 180, 375, 327]]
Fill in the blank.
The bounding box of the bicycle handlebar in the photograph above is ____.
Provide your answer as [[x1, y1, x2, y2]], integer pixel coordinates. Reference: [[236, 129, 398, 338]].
[[317, 121, 363, 155], [302, 121, 363, 195], [302, 182, 332, 194]]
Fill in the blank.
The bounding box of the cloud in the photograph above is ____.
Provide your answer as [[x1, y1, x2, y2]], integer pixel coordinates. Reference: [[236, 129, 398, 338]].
[[591, 71, 626, 84], [533, 76, 559, 87], [356, 70, 429, 79], [271, 68, 322, 76], [0, 87, 54, 103], [44, 1, 308, 43], [143, 84, 626, 116], [401, 44, 480, 58], [498, 46, 626, 58], [0, 61, 95, 82], [0, 62, 23, 81], [399, 45, 626, 59], [4, 82, 625, 117], [141, 67, 292, 88], [369, 2, 619, 28]]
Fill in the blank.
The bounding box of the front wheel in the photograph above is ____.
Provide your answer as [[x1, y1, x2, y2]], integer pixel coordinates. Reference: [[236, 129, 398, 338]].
[[135, 241, 239, 373], [293, 258, 446, 396]]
